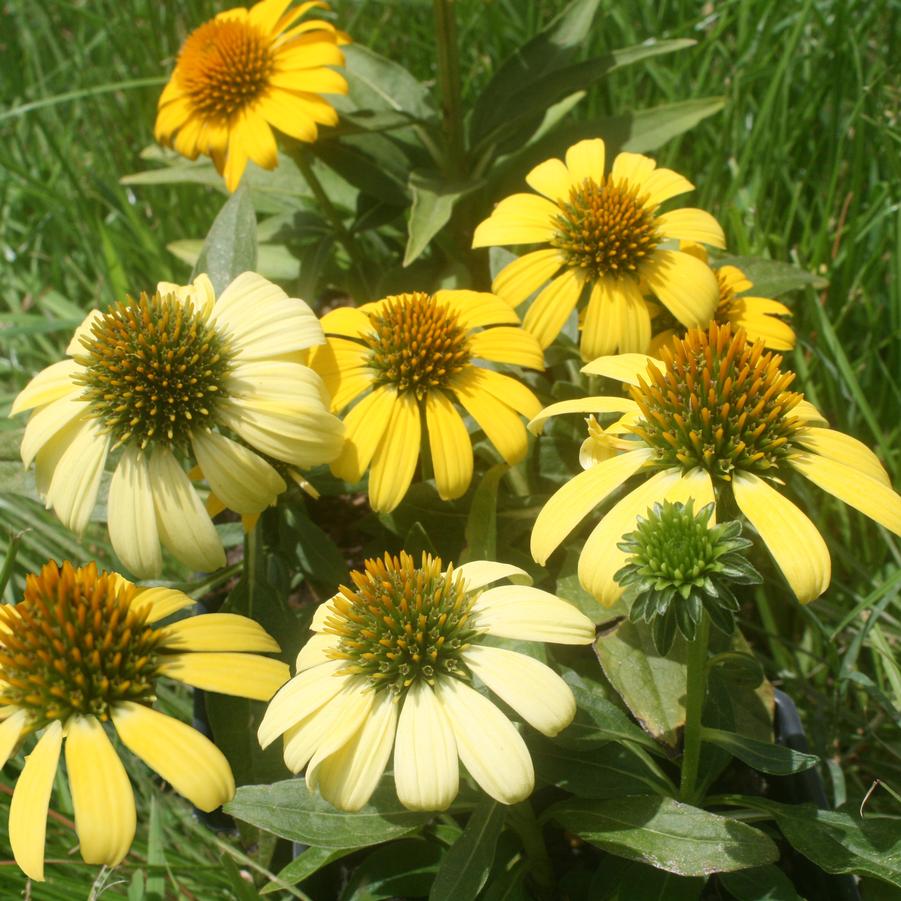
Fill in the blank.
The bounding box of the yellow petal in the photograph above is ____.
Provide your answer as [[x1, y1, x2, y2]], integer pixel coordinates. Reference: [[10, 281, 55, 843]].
[[426, 391, 473, 501], [65, 716, 136, 867], [581, 352, 664, 385], [794, 428, 890, 486], [472, 585, 596, 644], [641, 249, 718, 327], [435, 678, 533, 806], [790, 452, 901, 536], [454, 561, 532, 592], [314, 690, 398, 812], [296, 632, 340, 671], [528, 396, 640, 435], [727, 302, 796, 351], [112, 703, 235, 812], [161, 613, 281, 653], [564, 139, 606, 184], [149, 447, 226, 573], [656, 209, 725, 248], [530, 447, 654, 564], [581, 277, 651, 360], [637, 167, 694, 206], [469, 327, 544, 369], [610, 151, 656, 184], [492, 249, 564, 308], [108, 447, 161, 578], [20, 396, 88, 468], [434, 289, 520, 330], [229, 360, 331, 411], [452, 368, 529, 465], [522, 269, 584, 349], [254, 88, 318, 142], [191, 429, 285, 514], [792, 399, 828, 426], [0, 709, 27, 767], [463, 645, 576, 736], [472, 194, 559, 248], [368, 392, 421, 513], [10, 721, 63, 882], [394, 681, 458, 811], [467, 367, 542, 419], [157, 653, 289, 702], [10, 359, 79, 416], [526, 156, 574, 203], [132, 586, 194, 623], [732, 471, 830, 603], [331, 385, 395, 483], [319, 306, 372, 340]]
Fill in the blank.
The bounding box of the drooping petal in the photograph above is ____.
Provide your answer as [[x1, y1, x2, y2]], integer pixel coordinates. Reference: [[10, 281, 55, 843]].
[[20, 396, 88, 467], [112, 703, 234, 812], [642, 249, 718, 328], [65, 716, 136, 867], [368, 392, 421, 513], [10, 359, 79, 416], [435, 678, 533, 806], [9, 720, 63, 882], [491, 249, 564, 307], [0, 708, 27, 767], [426, 391, 473, 501], [528, 396, 640, 435], [472, 585, 596, 644], [394, 681, 458, 811], [530, 448, 655, 564], [131, 587, 194, 623], [330, 385, 395, 483], [794, 429, 890, 486], [581, 276, 651, 359], [469, 368, 542, 419], [160, 614, 281, 653], [463, 645, 576, 736], [521, 269, 584, 349], [732, 471, 830, 603], [454, 561, 531, 592], [581, 353, 664, 385], [157, 653, 289, 701], [108, 446, 161, 578]]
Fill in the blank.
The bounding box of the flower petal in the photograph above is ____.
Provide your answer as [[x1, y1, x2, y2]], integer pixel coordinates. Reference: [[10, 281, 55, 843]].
[[610, 151, 656, 184], [0, 709, 27, 767], [435, 289, 521, 329], [472, 194, 559, 247], [65, 715, 136, 867], [732, 471, 830, 603], [331, 385, 395, 483], [157, 653, 289, 702], [108, 447, 161, 578], [794, 428, 890, 486], [435, 678, 533, 806], [522, 269, 584, 349], [368, 392, 421, 513], [472, 585, 596, 644], [581, 276, 651, 359], [296, 632, 341, 671], [638, 167, 694, 206], [161, 613, 281, 653], [454, 561, 532, 592], [112, 703, 234, 812], [656, 209, 725, 248], [469, 327, 544, 369], [10, 359, 79, 416], [641, 249, 718, 328], [452, 368, 529, 465], [528, 396, 640, 435], [530, 447, 655, 564], [463, 644, 576, 736], [10, 721, 63, 881], [132, 587, 194, 623], [426, 390, 473, 501], [492, 249, 564, 307], [565, 139, 606, 184], [581, 353, 664, 385], [21, 396, 89, 468], [394, 681, 458, 811], [526, 156, 574, 203]]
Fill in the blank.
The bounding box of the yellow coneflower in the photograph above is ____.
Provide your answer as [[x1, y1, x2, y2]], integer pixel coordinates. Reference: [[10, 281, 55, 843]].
[[258, 552, 595, 811], [530, 322, 901, 605], [310, 290, 544, 512], [0, 560, 288, 881], [472, 138, 724, 360], [11, 273, 343, 578], [156, 0, 348, 191]]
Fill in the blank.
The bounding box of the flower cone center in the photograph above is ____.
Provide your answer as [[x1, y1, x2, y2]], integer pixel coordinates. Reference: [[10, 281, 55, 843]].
[[366, 293, 471, 399], [0, 563, 162, 729], [629, 323, 804, 479], [74, 291, 234, 451], [553, 177, 660, 280], [322, 552, 477, 692], [178, 18, 273, 118]]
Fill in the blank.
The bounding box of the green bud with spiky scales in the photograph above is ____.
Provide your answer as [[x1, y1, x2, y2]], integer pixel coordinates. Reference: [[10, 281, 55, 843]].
[[614, 499, 761, 655]]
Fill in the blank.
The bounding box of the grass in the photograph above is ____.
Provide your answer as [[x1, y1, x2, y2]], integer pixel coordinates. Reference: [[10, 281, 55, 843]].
[[1, 0, 899, 896]]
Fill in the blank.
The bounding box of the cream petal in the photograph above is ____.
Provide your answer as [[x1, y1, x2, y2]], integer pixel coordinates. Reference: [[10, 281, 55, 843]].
[[108, 447, 162, 578], [66, 310, 105, 357], [0, 709, 27, 768], [732, 471, 830, 603], [9, 721, 63, 882], [10, 359, 80, 416], [530, 447, 655, 564], [394, 681, 458, 811], [454, 561, 532, 592], [112, 703, 234, 812], [794, 428, 890, 486], [296, 632, 341, 671], [20, 397, 89, 467], [65, 716, 136, 867], [463, 644, 576, 736], [281, 684, 364, 774], [435, 678, 533, 806], [472, 585, 596, 644], [228, 360, 331, 410]]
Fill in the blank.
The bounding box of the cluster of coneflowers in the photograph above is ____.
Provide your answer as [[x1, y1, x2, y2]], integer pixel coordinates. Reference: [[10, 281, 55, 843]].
[[5, 0, 901, 882]]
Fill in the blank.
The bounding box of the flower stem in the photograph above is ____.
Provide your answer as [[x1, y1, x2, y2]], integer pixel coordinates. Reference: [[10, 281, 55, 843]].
[[679, 611, 710, 805], [244, 518, 260, 620], [507, 801, 554, 900], [432, 0, 465, 178]]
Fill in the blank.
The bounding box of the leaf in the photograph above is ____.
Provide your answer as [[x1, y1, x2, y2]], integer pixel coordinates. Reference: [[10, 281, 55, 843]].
[[593, 618, 688, 748], [314, 134, 410, 206], [343, 839, 443, 900], [282, 506, 348, 593], [225, 781, 434, 849], [342, 44, 433, 119], [590, 858, 705, 900], [460, 463, 507, 563], [716, 256, 829, 297], [265, 847, 353, 893], [547, 796, 779, 876], [718, 864, 803, 900], [192, 184, 258, 295], [702, 728, 819, 776], [169, 240, 302, 281], [430, 798, 506, 901], [404, 171, 475, 267], [734, 797, 901, 888], [145, 795, 166, 900]]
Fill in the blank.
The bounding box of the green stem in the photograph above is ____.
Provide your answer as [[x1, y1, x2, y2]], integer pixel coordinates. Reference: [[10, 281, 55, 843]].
[[0, 532, 22, 599], [507, 802, 554, 900], [432, 0, 465, 178], [679, 612, 710, 804], [244, 520, 260, 621]]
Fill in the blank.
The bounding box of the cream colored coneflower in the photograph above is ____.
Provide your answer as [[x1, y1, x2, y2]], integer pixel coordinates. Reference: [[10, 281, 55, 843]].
[[156, 0, 348, 191], [11, 273, 343, 578], [473, 138, 725, 361], [258, 552, 595, 811], [530, 322, 901, 605], [310, 290, 544, 512], [0, 560, 288, 881]]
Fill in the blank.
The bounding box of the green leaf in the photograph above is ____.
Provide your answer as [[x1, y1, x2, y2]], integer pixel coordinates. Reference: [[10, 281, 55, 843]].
[[716, 255, 829, 297], [430, 798, 505, 901], [343, 839, 443, 900], [314, 134, 410, 206], [590, 858, 705, 900], [702, 728, 818, 775], [732, 797, 901, 888], [192, 184, 258, 295], [225, 781, 434, 849], [282, 506, 347, 593], [460, 463, 507, 563], [342, 44, 433, 120], [266, 847, 355, 893], [718, 864, 803, 900], [146, 795, 166, 900], [169, 240, 302, 281], [593, 618, 688, 748], [404, 171, 476, 267], [546, 796, 779, 876]]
